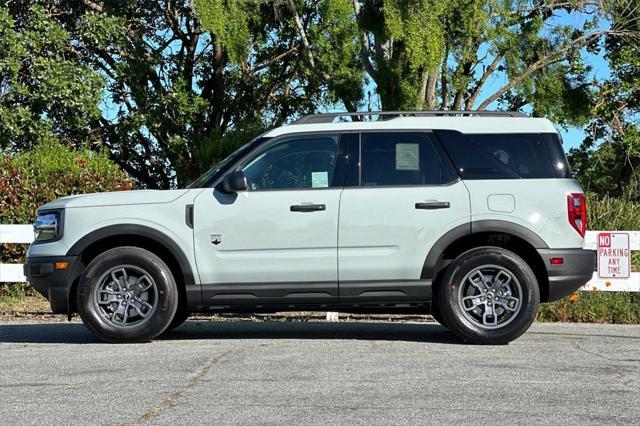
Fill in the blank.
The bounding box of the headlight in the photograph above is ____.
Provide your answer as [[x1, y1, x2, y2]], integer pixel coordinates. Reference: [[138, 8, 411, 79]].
[[33, 211, 61, 242]]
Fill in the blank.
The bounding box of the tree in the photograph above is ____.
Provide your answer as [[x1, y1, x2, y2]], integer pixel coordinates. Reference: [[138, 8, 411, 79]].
[[3, 1, 638, 189], [350, 0, 637, 124], [0, 4, 103, 150], [36, 0, 364, 188], [568, 1, 640, 199]]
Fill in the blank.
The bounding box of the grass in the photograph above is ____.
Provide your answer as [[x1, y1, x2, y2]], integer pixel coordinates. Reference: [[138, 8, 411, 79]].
[[0, 285, 51, 319]]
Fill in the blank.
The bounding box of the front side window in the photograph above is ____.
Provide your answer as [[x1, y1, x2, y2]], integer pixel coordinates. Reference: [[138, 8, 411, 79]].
[[241, 135, 339, 190], [360, 132, 454, 186]]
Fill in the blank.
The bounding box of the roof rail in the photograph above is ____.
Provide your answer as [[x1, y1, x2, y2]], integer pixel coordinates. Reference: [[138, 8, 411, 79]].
[[292, 110, 526, 124]]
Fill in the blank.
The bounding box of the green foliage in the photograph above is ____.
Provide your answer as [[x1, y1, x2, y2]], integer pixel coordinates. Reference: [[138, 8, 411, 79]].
[[310, 0, 365, 109], [539, 292, 640, 324], [193, 0, 256, 64], [587, 193, 640, 231], [586, 194, 640, 267], [0, 1, 636, 192], [0, 141, 133, 263], [568, 1, 640, 199], [0, 4, 104, 149]]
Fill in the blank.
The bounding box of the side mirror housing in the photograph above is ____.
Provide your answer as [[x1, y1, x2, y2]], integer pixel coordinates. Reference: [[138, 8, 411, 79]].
[[220, 170, 248, 193]]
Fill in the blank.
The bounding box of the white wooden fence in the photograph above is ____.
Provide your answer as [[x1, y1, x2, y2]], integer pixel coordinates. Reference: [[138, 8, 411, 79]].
[[1, 225, 638, 292]]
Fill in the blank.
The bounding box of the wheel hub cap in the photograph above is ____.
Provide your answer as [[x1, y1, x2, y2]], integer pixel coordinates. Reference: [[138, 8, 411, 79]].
[[457, 265, 523, 330], [93, 265, 158, 328]]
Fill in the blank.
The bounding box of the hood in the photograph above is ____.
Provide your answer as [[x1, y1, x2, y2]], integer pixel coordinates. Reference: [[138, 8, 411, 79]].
[[38, 189, 191, 210]]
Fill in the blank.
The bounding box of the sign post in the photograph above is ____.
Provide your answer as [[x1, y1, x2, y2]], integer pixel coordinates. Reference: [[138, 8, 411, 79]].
[[597, 232, 630, 279]]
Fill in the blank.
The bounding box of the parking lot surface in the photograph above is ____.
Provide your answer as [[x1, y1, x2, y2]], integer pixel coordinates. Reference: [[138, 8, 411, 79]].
[[0, 320, 638, 425]]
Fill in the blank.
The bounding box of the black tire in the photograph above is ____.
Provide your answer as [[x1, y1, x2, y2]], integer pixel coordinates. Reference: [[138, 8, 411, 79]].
[[429, 286, 448, 328], [166, 305, 190, 331], [429, 306, 447, 328], [438, 247, 539, 344], [77, 246, 178, 343]]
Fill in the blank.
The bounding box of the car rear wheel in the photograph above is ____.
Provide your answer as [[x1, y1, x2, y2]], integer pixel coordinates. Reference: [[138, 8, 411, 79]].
[[438, 247, 539, 344], [77, 247, 178, 343]]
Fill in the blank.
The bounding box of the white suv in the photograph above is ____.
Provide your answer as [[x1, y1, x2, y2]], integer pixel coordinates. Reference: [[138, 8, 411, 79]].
[[25, 111, 595, 344]]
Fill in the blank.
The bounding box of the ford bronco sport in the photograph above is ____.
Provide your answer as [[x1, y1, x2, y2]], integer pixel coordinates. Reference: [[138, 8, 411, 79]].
[[25, 111, 595, 344]]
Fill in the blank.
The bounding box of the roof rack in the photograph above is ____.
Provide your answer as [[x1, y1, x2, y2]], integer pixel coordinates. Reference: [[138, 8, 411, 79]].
[[292, 110, 526, 124]]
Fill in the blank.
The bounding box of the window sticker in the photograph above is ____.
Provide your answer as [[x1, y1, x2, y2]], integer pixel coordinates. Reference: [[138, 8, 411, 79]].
[[311, 171, 329, 188], [395, 143, 420, 170]]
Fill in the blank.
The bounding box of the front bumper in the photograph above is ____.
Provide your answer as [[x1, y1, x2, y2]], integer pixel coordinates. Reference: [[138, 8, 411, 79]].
[[24, 255, 83, 314], [537, 248, 596, 302]]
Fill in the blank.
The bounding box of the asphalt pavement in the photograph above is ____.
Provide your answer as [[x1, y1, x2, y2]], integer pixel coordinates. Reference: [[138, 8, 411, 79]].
[[0, 320, 638, 425]]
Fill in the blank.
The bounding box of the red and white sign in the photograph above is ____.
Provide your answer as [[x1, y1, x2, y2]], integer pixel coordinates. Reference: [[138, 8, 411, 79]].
[[597, 232, 630, 279]]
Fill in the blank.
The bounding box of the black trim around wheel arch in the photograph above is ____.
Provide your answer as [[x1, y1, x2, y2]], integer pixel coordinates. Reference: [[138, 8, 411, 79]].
[[471, 220, 548, 248], [66, 224, 196, 287], [421, 220, 549, 280]]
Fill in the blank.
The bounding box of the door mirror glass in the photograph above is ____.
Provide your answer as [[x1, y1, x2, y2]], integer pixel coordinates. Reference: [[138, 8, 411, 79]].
[[220, 170, 248, 193]]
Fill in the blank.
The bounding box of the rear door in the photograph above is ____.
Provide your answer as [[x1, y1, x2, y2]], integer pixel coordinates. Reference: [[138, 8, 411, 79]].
[[337, 131, 471, 303]]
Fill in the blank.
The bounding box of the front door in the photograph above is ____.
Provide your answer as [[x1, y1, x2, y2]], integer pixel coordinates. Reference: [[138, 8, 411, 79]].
[[193, 133, 346, 305], [338, 131, 471, 302]]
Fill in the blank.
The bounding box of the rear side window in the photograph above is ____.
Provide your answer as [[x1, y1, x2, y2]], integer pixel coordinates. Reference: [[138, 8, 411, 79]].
[[435, 131, 557, 179], [360, 132, 456, 186]]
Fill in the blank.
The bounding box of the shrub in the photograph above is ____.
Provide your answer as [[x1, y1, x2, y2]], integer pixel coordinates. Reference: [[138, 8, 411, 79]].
[[1, 141, 133, 265], [587, 193, 640, 268], [539, 291, 640, 324]]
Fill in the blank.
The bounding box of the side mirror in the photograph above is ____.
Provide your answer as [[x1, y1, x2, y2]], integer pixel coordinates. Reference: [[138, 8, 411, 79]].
[[220, 170, 248, 193]]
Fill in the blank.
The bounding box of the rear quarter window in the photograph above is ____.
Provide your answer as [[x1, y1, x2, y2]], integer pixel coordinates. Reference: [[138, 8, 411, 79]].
[[435, 130, 560, 179], [541, 133, 572, 178]]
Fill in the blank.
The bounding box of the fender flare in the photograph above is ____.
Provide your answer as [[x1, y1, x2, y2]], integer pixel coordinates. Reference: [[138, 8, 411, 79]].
[[421, 220, 549, 280], [66, 224, 196, 286]]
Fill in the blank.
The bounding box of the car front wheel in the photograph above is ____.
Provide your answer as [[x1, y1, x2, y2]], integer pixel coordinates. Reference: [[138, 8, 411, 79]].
[[438, 247, 540, 344], [77, 246, 178, 343]]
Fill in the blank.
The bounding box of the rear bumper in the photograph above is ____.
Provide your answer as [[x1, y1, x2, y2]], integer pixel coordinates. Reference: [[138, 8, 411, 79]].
[[24, 255, 83, 314], [537, 248, 596, 302]]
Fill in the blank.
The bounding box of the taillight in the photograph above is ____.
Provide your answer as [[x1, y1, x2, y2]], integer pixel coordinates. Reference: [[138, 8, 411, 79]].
[[567, 193, 587, 237]]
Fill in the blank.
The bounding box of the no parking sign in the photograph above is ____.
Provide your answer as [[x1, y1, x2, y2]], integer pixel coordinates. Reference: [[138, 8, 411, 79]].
[[597, 232, 630, 279]]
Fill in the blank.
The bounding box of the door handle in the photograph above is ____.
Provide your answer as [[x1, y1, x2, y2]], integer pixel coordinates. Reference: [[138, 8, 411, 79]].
[[415, 201, 450, 210], [290, 204, 326, 212]]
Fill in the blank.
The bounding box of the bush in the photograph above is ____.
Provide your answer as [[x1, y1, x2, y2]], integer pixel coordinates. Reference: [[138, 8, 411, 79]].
[[587, 193, 640, 268], [1, 141, 133, 265], [539, 291, 640, 324]]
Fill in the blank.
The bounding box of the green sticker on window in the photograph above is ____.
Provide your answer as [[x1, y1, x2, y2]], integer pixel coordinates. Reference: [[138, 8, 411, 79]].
[[311, 171, 329, 188]]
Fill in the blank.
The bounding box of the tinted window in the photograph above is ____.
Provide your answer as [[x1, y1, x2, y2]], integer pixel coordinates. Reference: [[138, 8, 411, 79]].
[[187, 136, 269, 188], [541, 133, 572, 178], [241, 135, 339, 190], [360, 132, 455, 186], [436, 131, 556, 179]]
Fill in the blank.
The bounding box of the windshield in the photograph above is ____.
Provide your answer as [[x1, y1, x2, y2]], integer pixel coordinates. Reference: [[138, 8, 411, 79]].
[[186, 136, 270, 188]]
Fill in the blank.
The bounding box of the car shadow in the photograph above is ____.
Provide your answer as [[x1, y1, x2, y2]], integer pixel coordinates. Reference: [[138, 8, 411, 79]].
[[0, 320, 462, 345]]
